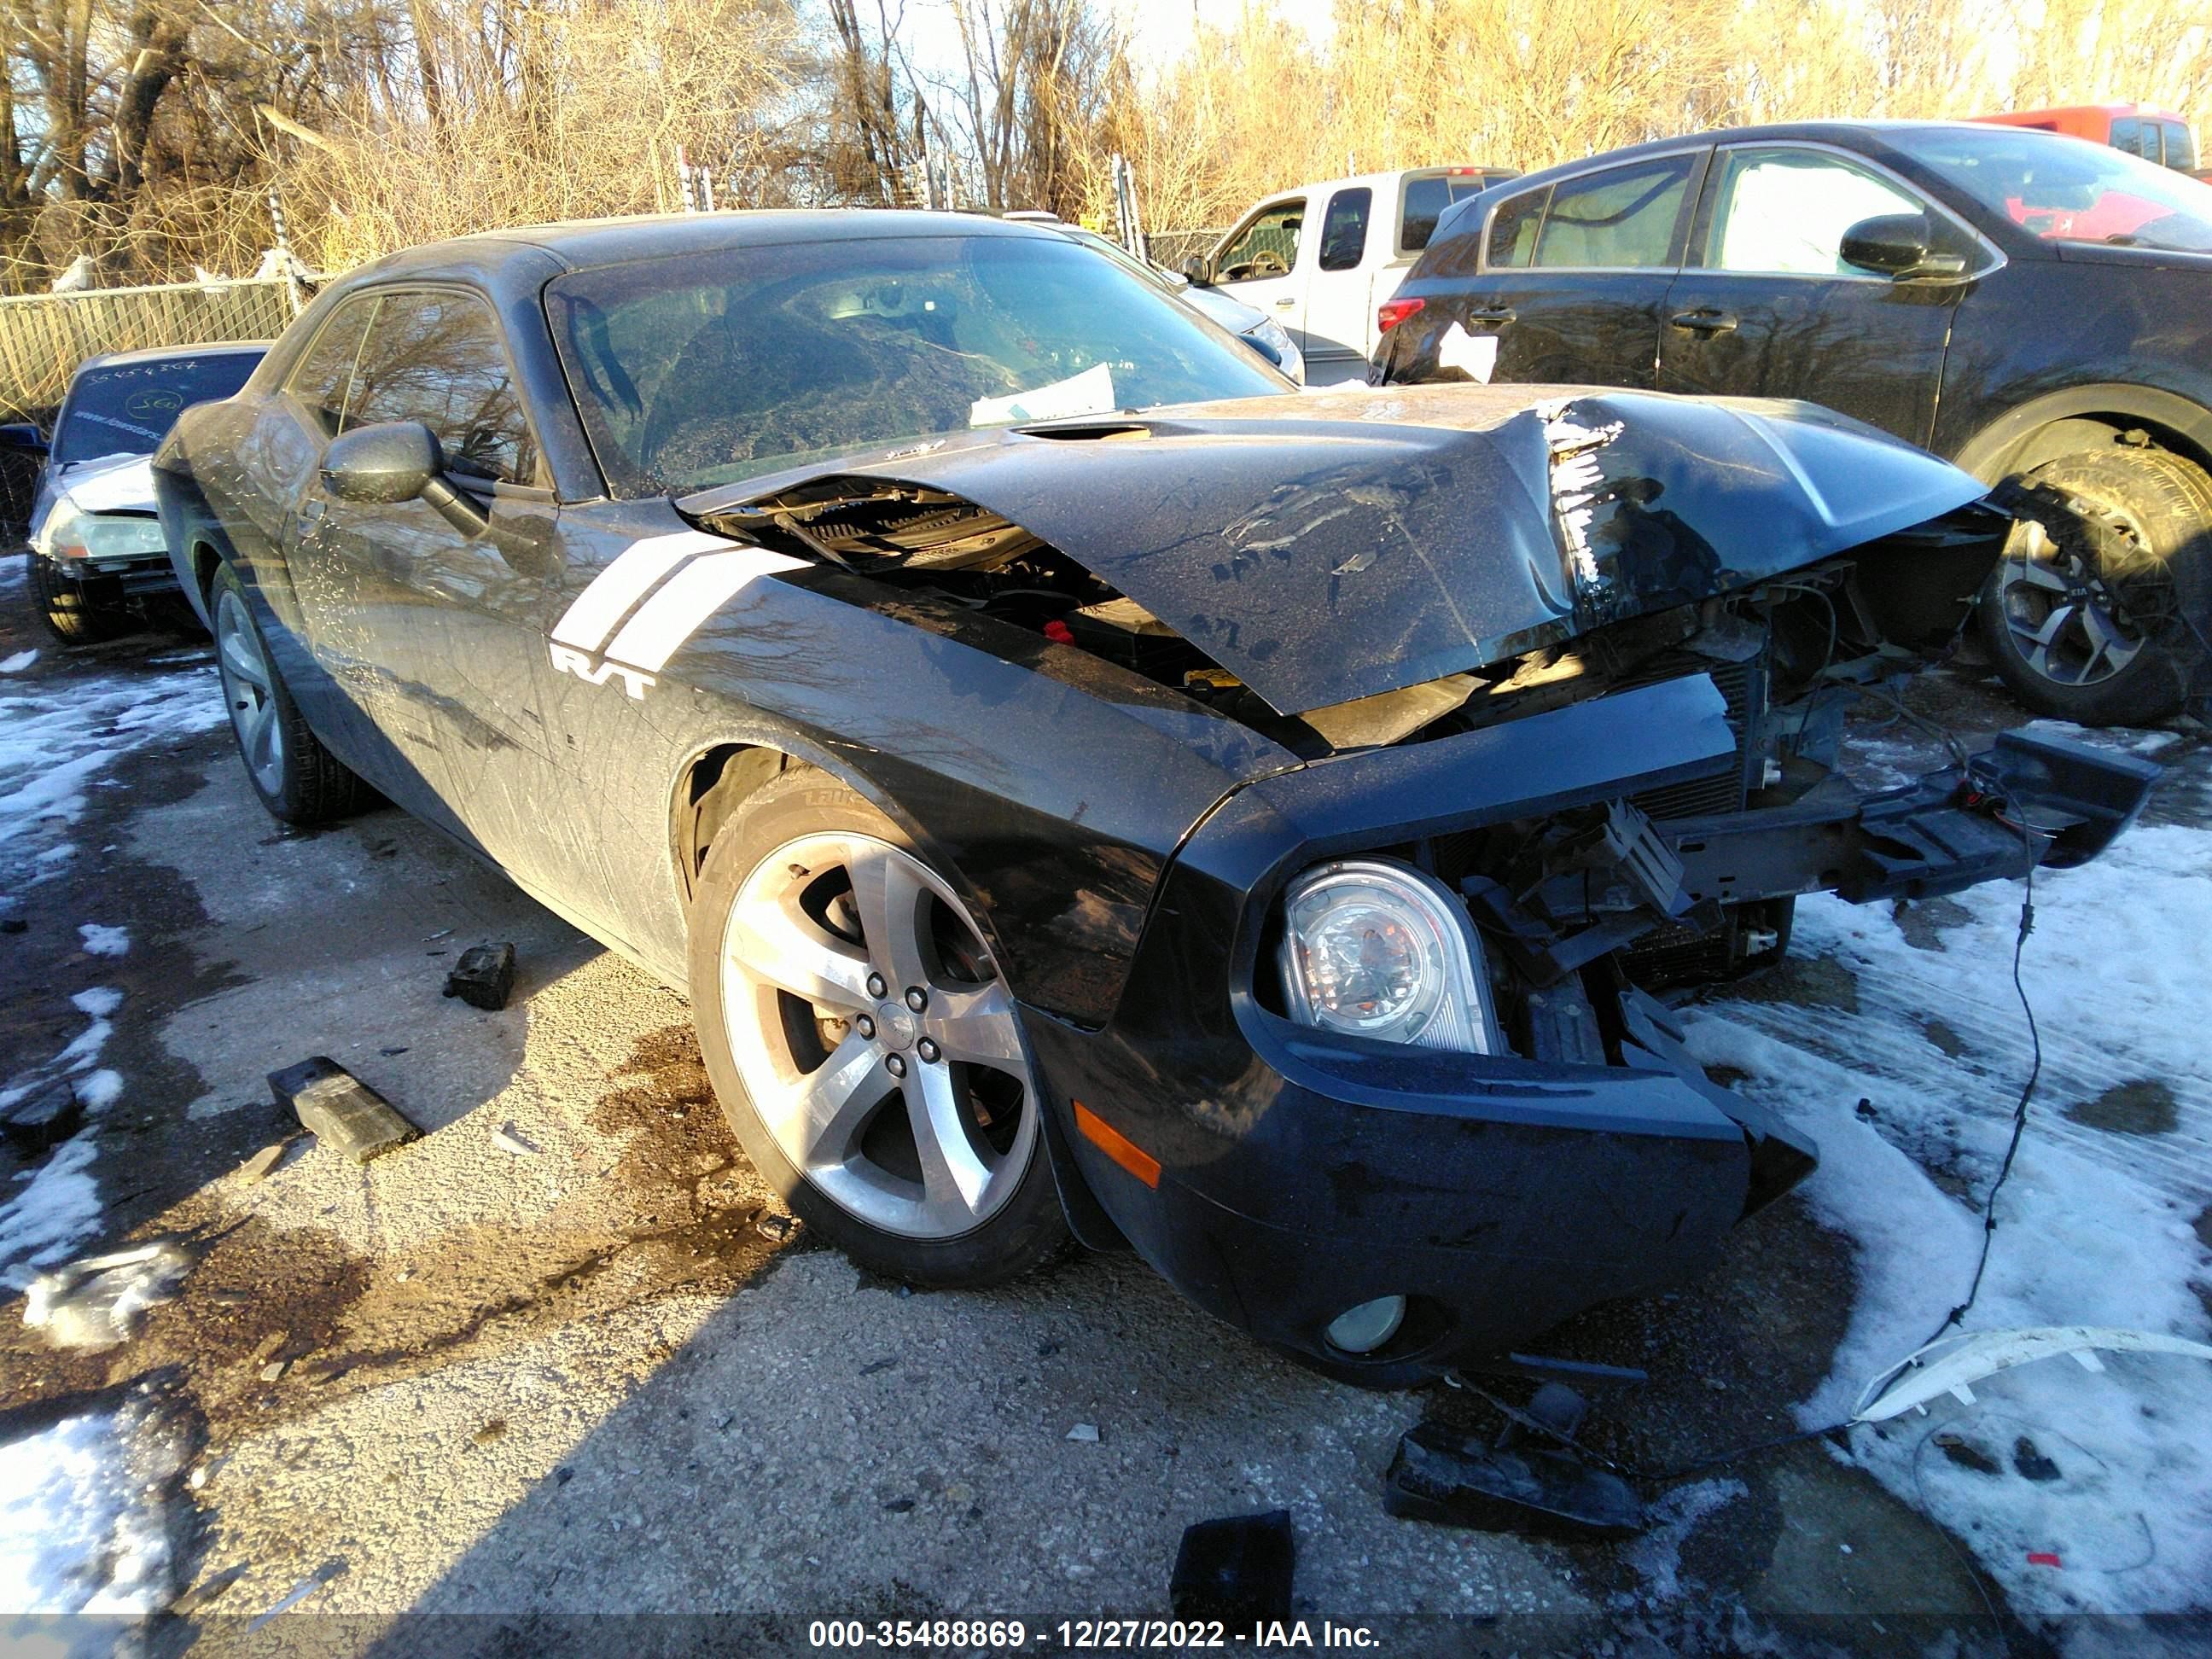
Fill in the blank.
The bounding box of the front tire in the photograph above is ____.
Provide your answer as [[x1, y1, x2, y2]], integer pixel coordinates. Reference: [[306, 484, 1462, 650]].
[[688, 766, 1066, 1287], [28, 556, 128, 643], [208, 562, 367, 824], [1979, 445, 2206, 725]]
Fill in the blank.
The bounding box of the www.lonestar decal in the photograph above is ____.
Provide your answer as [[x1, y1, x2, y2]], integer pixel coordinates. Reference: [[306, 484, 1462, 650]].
[[548, 530, 806, 698]]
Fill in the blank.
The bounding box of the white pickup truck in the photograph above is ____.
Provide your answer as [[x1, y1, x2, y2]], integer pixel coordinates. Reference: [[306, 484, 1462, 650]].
[[1184, 166, 1515, 382]]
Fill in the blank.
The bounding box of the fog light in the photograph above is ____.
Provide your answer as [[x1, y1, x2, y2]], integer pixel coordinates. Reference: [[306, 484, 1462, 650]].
[[1324, 1295, 1406, 1354]]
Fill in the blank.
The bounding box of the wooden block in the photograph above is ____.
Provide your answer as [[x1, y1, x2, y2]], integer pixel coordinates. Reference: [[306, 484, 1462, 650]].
[[267, 1057, 417, 1162]]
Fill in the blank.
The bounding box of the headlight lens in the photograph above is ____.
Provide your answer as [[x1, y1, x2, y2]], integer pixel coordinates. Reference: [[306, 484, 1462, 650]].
[[1278, 858, 1499, 1052], [41, 504, 165, 561]]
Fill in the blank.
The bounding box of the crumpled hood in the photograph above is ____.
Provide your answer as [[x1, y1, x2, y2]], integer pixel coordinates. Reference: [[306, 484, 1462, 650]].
[[687, 382, 1989, 715], [49, 451, 157, 516]]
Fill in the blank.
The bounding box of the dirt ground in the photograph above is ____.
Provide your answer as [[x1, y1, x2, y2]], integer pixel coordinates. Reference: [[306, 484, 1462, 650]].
[[2, 561, 2205, 1657]]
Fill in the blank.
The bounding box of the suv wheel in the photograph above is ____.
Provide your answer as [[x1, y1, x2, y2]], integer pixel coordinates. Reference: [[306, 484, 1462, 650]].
[[689, 766, 1066, 1287], [1979, 445, 2207, 725]]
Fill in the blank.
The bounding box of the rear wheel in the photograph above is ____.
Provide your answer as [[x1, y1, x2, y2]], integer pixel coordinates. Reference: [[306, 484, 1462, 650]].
[[209, 562, 367, 824], [28, 556, 128, 643], [1979, 445, 2206, 725], [688, 767, 1065, 1287]]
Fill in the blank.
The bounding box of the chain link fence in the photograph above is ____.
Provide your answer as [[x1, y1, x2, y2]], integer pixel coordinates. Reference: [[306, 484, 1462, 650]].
[[1, 275, 300, 538], [1144, 229, 1223, 272], [0, 276, 300, 426]]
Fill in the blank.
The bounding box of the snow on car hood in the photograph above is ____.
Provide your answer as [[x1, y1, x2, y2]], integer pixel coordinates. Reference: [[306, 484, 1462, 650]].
[[685, 382, 1989, 716]]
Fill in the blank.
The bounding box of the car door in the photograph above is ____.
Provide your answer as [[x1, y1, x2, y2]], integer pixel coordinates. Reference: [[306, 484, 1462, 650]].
[[1208, 196, 1308, 347], [287, 286, 562, 851], [1658, 143, 1983, 447], [1301, 183, 1374, 375], [1428, 150, 1705, 390]]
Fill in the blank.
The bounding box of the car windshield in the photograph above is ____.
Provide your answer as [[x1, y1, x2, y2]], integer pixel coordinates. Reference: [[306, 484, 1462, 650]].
[[55, 352, 260, 465], [548, 232, 1288, 497], [1904, 128, 2212, 253], [1061, 227, 1178, 292]]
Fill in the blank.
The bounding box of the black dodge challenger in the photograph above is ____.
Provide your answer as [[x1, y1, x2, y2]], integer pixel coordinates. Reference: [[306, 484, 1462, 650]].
[[153, 211, 2158, 1382]]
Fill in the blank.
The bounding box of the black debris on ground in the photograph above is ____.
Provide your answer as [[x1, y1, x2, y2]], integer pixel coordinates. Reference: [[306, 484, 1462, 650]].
[[443, 942, 518, 1011], [1168, 1510, 1295, 1626]]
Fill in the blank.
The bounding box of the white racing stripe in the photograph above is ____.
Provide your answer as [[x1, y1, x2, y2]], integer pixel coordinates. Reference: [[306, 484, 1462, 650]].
[[601, 549, 809, 672], [550, 530, 732, 652]]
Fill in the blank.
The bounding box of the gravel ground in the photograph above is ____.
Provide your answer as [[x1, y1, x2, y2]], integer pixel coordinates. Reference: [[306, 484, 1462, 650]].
[[3, 568, 2206, 1658]]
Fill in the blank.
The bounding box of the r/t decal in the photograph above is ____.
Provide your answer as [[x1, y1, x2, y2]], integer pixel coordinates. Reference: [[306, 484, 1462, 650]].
[[550, 643, 655, 700]]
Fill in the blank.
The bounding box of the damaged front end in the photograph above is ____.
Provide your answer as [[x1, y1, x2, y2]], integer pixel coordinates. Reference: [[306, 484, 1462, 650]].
[[684, 385, 2163, 1376]]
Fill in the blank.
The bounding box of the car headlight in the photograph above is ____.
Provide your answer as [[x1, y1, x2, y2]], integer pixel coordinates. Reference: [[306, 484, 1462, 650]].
[[1278, 858, 1499, 1052], [41, 504, 166, 561], [1245, 317, 1305, 383]]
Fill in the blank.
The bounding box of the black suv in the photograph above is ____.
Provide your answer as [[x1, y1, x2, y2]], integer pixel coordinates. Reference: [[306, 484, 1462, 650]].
[[1374, 119, 2212, 725]]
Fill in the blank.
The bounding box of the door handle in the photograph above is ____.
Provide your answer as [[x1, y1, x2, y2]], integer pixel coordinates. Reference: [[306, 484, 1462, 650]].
[[1273, 296, 1295, 310], [1466, 306, 1516, 326], [1668, 309, 1738, 335]]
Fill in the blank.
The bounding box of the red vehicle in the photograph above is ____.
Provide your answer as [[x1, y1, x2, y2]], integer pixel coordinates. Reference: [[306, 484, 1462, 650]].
[[1975, 102, 2198, 173]]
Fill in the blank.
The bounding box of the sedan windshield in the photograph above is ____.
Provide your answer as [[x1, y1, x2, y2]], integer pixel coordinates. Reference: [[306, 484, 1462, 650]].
[[55, 352, 261, 466], [1903, 128, 2212, 253], [548, 232, 1289, 497]]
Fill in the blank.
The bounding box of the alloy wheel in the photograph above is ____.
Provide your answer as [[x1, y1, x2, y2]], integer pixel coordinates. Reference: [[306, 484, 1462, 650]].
[[719, 832, 1039, 1240], [1994, 505, 2168, 690], [214, 589, 286, 795]]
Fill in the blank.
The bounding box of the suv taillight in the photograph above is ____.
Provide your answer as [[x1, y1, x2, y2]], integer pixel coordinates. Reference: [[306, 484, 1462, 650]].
[[1377, 296, 1425, 334]]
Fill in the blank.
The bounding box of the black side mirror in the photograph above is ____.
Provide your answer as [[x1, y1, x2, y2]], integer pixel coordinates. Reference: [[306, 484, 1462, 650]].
[[1182, 253, 1214, 286], [321, 420, 488, 536], [1840, 212, 1967, 280], [0, 422, 49, 457]]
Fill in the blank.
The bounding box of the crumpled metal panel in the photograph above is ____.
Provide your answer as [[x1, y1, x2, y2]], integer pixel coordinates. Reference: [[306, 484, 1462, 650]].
[[681, 382, 1988, 716]]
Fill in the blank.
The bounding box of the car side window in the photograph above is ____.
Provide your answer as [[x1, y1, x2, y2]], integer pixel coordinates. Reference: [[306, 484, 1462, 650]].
[[1702, 148, 1924, 276], [344, 290, 537, 484], [285, 297, 377, 436], [1318, 187, 1371, 272], [1216, 201, 1304, 281], [1484, 185, 1549, 270], [2165, 121, 2197, 171], [2110, 117, 2144, 159], [1531, 156, 1696, 269]]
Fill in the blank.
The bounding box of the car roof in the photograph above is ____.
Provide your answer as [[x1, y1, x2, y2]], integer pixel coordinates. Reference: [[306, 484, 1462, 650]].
[[350, 208, 1060, 280], [74, 340, 271, 375], [1480, 119, 2059, 191]]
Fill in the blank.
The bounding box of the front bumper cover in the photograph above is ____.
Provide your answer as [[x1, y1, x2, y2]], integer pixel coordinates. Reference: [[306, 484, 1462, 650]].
[[1026, 680, 2160, 1378]]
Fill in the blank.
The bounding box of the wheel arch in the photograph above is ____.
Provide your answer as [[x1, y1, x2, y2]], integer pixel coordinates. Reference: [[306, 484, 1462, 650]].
[[1953, 383, 2212, 484]]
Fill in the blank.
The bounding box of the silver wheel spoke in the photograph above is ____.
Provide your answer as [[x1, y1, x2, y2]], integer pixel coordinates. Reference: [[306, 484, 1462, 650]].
[[847, 840, 932, 992], [2078, 602, 2138, 678], [2018, 601, 2078, 678], [2005, 556, 2071, 595], [906, 1062, 993, 1222], [761, 1034, 891, 1171], [930, 981, 1024, 1070], [243, 703, 276, 773], [219, 628, 269, 691], [725, 904, 873, 1010]]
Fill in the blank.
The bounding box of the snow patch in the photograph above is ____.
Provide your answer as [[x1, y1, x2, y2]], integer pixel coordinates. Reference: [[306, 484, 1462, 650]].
[[1692, 807, 2212, 1617], [0, 650, 36, 674], [0, 995, 125, 1284], [0, 1404, 183, 1615], [0, 663, 225, 887], [78, 923, 129, 958]]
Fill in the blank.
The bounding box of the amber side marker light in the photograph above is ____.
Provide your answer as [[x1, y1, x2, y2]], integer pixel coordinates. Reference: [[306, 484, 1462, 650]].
[[1073, 1102, 1160, 1189]]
